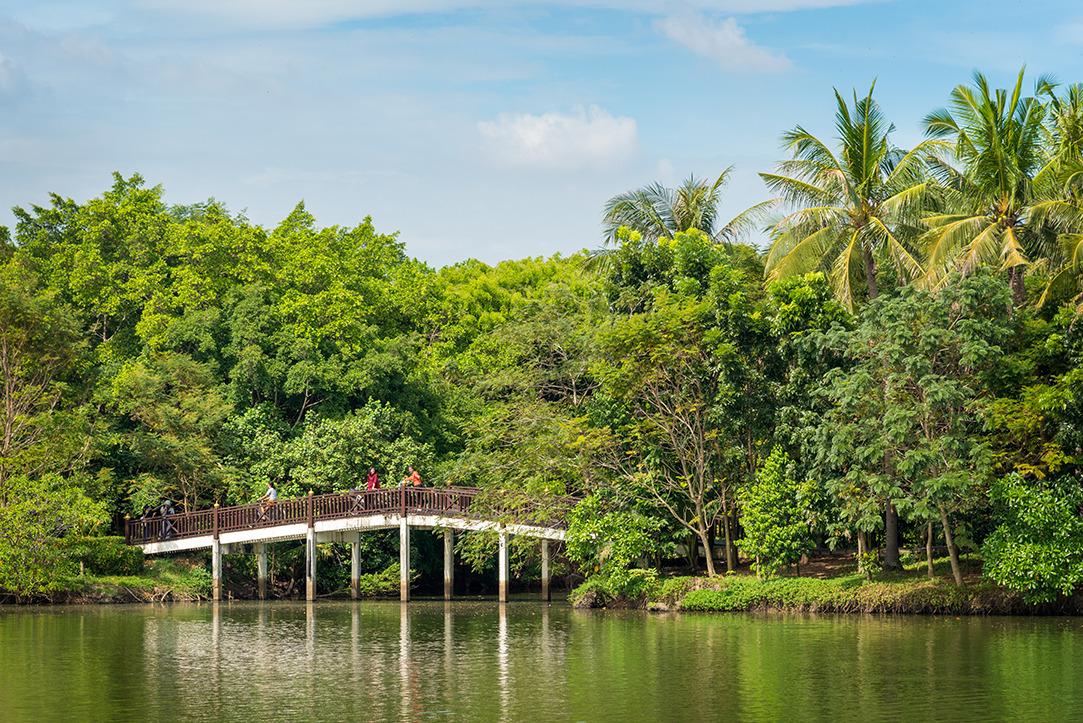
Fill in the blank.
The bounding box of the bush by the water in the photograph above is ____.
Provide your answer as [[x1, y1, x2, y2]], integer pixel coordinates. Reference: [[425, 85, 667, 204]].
[[675, 574, 1034, 614], [59, 536, 145, 576], [355, 564, 404, 597]]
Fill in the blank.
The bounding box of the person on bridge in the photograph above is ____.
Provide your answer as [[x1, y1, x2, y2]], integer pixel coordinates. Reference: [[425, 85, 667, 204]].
[[159, 500, 176, 538], [407, 466, 421, 487], [366, 467, 379, 490], [257, 481, 277, 522]]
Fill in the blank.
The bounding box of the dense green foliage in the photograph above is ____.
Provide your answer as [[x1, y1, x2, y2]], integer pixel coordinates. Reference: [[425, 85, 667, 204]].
[[675, 573, 1011, 614], [983, 473, 1083, 602], [3, 66, 1083, 605], [59, 536, 145, 576], [565, 494, 669, 599], [737, 446, 811, 578]]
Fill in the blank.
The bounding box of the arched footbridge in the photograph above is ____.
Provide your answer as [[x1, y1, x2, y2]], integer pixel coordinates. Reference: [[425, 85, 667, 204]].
[[125, 486, 574, 603]]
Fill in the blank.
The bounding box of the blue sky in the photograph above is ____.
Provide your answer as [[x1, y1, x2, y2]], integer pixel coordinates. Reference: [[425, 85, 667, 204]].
[[2, 1, 1082, 268]]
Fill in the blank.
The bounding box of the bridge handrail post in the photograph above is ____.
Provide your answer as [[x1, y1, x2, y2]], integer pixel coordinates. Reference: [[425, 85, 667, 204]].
[[308, 490, 314, 528], [124, 515, 131, 545], [213, 502, 220, 540]]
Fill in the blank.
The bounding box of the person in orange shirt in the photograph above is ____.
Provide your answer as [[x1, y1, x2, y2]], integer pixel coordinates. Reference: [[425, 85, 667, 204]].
[[406, 466, 421, 487]]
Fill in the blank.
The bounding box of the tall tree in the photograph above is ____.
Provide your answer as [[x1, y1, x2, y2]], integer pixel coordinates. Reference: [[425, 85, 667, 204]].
[[590, 230, 765, 576], [13, 173, 174, 364], [0, 264, 89, 491], [920, 67, 1059, 305], [601, 170, 772, 246], [812, 272, 1013, 585], [1036, 83, 1083, 310], [762, 82, 931, 311], [113, 352, 233, 511], [763, 83, 932, 569], [592, 291, 729, 577]]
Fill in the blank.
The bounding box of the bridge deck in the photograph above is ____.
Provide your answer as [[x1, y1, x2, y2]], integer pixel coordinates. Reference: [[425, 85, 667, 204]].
[[127, 486, 569, 554], [127, 486, 571, 602]]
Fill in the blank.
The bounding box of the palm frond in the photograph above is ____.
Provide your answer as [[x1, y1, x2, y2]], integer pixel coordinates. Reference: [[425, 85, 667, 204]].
[[716, 199, 778, 244], [759, 172, 838, 209], [765, 224, 843, 282], [829, 228, 866, 311], [1037, 233, 1083, 306], [868, 216, 925, 282], [919, 214, 989, 285]]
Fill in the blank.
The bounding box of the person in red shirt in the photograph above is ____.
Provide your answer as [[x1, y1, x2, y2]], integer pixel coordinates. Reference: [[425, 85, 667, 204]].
[[366, 467, 379, 490]]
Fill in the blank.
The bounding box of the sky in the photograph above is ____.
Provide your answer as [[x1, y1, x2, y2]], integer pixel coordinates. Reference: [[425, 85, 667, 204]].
[[1, 1, 1082, 268]]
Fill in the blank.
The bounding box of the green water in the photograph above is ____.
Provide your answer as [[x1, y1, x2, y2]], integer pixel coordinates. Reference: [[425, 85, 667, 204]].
[[2, 599, 1082, 722]]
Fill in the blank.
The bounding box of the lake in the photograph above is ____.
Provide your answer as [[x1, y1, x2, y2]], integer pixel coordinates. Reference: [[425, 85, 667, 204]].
[[2, 598, 1082, 722]]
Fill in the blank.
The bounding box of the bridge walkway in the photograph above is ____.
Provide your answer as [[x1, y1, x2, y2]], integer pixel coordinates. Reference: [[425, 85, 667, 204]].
[[126, 486, 569, 603]]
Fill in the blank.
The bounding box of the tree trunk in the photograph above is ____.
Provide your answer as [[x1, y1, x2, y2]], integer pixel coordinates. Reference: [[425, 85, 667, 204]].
[[720, 501, 737, 573], [868, 237, 899, 573], [862, 243, 879, 301], [883, 499, 901, 571], [697, 526, 717, 577], [724, 512, 738, 573], [856, 532, 867, 573], [926, 521, 935, 580], [1009, 265, 1025, 307], [938, 503, 964, 588]]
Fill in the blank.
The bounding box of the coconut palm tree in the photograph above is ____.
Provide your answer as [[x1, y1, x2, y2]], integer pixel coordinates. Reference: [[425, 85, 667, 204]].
[[601, 168, 772, 246], [919, 67, 1059, 305], [761, 82, 932, 312], [762, 83, 937, 572], [1036, 83, 1083, 309]]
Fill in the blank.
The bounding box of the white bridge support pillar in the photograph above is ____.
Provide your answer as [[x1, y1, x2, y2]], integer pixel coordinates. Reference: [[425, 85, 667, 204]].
[[541, 539, 551, 602], [306, 527, 317, 602], [257, 543, 268, 600], [444, 530, 455, 600], [498, 530, 510, 603], [400, 518, 411, 602], [212, 538, 222, 601], [350, 533, 361, 599]]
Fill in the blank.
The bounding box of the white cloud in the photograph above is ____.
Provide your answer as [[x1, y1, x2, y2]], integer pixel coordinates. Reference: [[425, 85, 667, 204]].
[[654, 8, 793, 72], [1052, 17, 1083, 45], [130, 0, 882, 30], [656, 157, 676, 179], [0, 50, 32, 102], [4, 3, 121, 34], [478, 105, 640, 171], [59, 34, 116, 67]]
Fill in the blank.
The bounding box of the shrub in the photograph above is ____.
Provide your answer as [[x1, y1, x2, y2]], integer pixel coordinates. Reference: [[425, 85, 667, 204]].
[[738, 446, 812, 578], [570, 568, 659, 607], [60, 536, 145, 576], [356, 563, 404, 597]]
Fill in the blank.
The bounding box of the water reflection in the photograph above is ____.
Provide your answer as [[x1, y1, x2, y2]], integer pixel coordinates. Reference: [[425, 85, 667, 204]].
[[498, 602, 509, 722], [3, 603, 1083, 722]]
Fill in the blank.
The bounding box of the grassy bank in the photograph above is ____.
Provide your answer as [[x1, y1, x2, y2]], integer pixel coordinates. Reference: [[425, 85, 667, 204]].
[[659, 574, 1051, 615], [2, 557, 407, 605], [573, 555, 1083, 615], [0, 557, 214, 605]]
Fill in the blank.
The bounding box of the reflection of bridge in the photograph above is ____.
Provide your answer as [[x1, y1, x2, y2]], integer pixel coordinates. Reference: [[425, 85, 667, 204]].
[[125, 487, 571, 603]]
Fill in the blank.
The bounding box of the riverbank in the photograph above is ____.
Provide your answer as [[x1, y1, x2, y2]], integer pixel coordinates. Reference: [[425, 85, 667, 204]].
[[654, 574, 1083, 615], [573, 553, 1083, 615], [0, 556, 213, 605], [0, 555, 408, 605]]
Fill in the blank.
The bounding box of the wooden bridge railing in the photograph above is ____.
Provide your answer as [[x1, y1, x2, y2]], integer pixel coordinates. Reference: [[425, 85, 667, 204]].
[[125, 486, 572, 545]]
